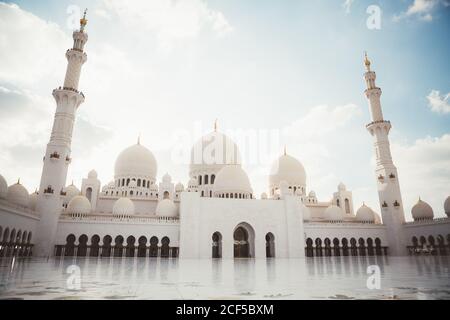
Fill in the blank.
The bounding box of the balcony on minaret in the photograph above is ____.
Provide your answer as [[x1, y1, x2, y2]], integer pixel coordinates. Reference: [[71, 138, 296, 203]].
[[67, 48, 83, 53], [44, 186, 55, 195], [49, 152, 60, 160], [53, 87, 85, 98], [366, 119, 391, 129]]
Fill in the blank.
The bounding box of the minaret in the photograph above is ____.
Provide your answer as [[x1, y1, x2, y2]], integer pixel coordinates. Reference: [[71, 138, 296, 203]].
[[364, 53, 407, 256], [34, 10, 89, 257]]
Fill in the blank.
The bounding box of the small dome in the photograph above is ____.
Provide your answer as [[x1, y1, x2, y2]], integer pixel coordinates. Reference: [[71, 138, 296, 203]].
[[444, 196, 450, 217], [261, 192, 268, 200], [67, 195, 91, 215], [324, 205, 344, 222], [301, 203, 311, 221], [7, 181, 29, 207], [0, 174, 7, 199], [162, 173, 172, 183], [88, 169, 98, 179], [411, 199, 434, 221], [175, 183, 184, 192], [156, 199, 178, 217], [113, 197, 135, 217], [269, 154, 306, 189], [64, 184, 80, 202], [29, 191, 38, 211], [356, 203, 375, 223], [115, 143, 157, 179], [338, 182, 346, 191], [214, 165, 253, 196]]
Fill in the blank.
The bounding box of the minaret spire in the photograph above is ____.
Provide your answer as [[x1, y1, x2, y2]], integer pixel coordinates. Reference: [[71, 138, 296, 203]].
[[80, 9, 88, 32], [214, 119, 218, 132], [364, 51, 371, 72], [364, 55, 407, 256], [34, 11, 89, 257]]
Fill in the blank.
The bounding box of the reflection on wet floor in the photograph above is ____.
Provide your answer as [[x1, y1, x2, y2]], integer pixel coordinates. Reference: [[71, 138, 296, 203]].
[[0, 256, 449, 300]]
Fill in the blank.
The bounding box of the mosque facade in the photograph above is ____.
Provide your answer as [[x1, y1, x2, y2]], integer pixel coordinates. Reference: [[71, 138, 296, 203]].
[[1, 14, 449, 260]]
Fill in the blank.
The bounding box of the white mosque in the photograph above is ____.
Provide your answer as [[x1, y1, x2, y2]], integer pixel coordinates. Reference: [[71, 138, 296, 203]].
[[0, 13, 449, 260]]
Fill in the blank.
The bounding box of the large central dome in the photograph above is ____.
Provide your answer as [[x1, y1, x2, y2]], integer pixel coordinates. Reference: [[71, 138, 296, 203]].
[[114, 143, 157, 179], [190, 131, 241, 173], [269, 153, 306, 188]]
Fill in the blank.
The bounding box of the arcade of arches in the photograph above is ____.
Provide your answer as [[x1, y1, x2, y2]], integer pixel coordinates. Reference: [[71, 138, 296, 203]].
[[0, 225, 33, 257], [305, 237, 387, 257], [408, 234, 450, 256], [55, 234, 178, 258]]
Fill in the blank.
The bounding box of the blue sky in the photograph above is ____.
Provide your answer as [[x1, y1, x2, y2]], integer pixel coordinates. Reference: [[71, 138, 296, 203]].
[[0, 0, 449, 220]]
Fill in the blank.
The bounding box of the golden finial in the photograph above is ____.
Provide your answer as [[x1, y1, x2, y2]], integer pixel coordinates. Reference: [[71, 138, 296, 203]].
[[80, 8, 88, 31], [364, 51, 371, 71], [284, 145, 287, 156], [214, 119, 218, 132], [137, 133, 141, 145], [17, 178, 21, 184]]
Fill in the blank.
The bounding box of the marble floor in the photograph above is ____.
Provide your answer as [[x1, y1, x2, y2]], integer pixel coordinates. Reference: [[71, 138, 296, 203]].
[[0, 255, 449, 300]]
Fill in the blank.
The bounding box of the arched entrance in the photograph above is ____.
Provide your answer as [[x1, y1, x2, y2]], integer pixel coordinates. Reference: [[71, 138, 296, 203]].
[[306, 238, 314, 257], [77, 234, 88, 257], [233, 223, 255, 258], [265, 233, 275, 258], [161, 237, 170, 258], [212, 232, 222, 258], [149, 236, 159, 257], [114, 235, 124, 257], [126, 236, 136, 257], [137, 236, 147, 257], [101, 235, 112, 257], [90, 235, 100, 257], [65, 234, 76, 257]]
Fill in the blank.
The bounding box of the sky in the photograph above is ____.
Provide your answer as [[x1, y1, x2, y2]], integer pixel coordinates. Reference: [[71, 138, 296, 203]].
[[0, 0, 449, 221]]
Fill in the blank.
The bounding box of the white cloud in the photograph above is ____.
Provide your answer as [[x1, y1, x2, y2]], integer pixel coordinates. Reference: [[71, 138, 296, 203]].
[[278, 104, 364, 200], [393, 0, 448, 22], [0, 3, 68, 88], [407, 0, 438, 15], [391, 134, 450, 220], [283, 104, 362, 139], [101, 0, 233, 51], [342, 0, 355, 14], [427, 89, 450, 114]]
